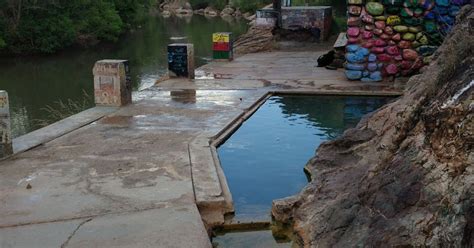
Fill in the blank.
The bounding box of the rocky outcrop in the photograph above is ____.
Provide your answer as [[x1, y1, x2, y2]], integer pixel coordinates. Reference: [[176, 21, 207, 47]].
[[272, 5, 473, 247]]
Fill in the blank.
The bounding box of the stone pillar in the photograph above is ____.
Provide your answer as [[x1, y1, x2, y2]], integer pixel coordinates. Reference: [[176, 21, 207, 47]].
[[0, 90, 12, 158], [168, 43, 195, 79], [212, 32, 233, 61], [93, 60, 132, 106]]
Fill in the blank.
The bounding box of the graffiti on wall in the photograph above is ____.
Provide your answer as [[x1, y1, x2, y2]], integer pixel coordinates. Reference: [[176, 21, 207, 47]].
[[345, 0, 470, 81]]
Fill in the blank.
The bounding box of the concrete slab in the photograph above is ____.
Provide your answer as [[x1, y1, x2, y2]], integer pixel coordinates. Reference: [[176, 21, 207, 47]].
[[66, 206, 211, 248], [0, 220, 83, 248]]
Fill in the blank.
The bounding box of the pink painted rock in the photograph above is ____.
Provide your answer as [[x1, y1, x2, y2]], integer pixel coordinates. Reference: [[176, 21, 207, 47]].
[[412, 58, 424, 70], [374, 28, 383, 35], [380, 34, 391, 40], [398, 40, 412, 49], [362, 41, 374, 49], [388, 40, 396, 46], [348, 17, 361, 26], [384, 26, 394, 35], [401, 60, 413, 69], [394, 55, 403, 61], [348, 27, 360, 37], [348, 37, 359, 44], [362, 30, 373, 39], [375, 39, 387, 47], [392, 33, 401, 41], [375, 21, 386, 29], [362, 14, 374, 23], [377, 54, 392, 62], [403, 49, 418, 61], [385, 64, 399, 75], [365, 25, 374, 31], [386, 46, 400, 55], [371, 47, 385, 54]]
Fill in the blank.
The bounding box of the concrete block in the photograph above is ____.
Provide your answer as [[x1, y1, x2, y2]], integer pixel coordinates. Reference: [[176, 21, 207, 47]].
[[281, 6, 333, 41], [93, 60, 132, 106], [168, 43, 195, 79], [0, 90, 12, 158]]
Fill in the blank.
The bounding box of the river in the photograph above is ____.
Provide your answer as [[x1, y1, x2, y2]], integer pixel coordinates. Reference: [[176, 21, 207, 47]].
[[0, 15, 248, 138]]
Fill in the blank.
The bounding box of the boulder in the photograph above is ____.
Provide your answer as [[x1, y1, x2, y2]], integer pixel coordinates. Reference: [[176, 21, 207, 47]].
[[366, 2, 385, 16]]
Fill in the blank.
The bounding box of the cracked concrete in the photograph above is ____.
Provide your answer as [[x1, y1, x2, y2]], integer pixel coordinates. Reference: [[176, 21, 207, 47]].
[[1, 51, 402, 247]]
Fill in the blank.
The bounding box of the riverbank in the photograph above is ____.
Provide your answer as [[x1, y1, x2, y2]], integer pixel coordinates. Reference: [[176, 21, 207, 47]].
[[0, 46, 402, 247]]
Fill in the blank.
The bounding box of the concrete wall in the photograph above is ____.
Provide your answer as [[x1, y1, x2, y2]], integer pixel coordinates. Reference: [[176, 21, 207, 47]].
[[281, 6, 333, 41]]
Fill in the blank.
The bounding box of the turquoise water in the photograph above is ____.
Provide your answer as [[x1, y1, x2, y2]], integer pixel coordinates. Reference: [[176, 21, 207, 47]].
[[217, 95, 391, 222]]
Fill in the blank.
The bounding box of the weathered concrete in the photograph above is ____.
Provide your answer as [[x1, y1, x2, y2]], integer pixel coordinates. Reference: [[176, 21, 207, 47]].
[[0, 50, 402, 247], [0, 91, 12, 158], [93, 60, 132, 106]]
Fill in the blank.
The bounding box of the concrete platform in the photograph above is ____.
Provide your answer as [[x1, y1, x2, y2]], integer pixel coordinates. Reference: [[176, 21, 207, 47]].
[[1, 50, 403, 247]]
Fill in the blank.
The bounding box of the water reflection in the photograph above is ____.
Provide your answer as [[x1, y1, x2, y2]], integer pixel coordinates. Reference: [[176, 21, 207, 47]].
[[218, 95, 392, 222], [1, 15, 248, 137], [170, 89, 197, 104]]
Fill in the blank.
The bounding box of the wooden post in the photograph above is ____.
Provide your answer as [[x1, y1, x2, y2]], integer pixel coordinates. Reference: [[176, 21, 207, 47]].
[[93, 60, 132, 106], [0, 90, 12, 158]]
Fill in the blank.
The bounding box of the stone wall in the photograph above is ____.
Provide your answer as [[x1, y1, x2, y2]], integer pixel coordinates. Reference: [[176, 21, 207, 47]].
[[345, 0, 470, 81]]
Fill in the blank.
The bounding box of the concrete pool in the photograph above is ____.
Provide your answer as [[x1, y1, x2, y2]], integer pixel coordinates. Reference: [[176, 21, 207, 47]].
[[213, 95, 393, 246]]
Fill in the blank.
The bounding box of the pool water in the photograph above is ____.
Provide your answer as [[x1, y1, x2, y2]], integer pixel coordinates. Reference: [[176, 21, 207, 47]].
[[217, 95, 391, 222]]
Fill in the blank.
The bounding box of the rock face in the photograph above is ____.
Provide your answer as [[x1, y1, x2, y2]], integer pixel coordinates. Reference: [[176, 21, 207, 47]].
[[272, 6, 473, 248]]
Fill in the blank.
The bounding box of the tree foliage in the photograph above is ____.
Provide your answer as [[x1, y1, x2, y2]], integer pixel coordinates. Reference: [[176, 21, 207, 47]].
[[0, 0, 154, 54]]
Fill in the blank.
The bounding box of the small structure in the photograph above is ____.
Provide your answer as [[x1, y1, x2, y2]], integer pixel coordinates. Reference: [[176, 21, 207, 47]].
[[280, 6, 333, 41], [168, 43, 195, 79], [212, 33, 233, 61], [93, 60, 132, 106], [0, 90, 12, 158]]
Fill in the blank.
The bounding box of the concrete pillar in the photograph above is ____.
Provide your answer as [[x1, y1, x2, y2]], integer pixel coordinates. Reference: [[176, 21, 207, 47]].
[[168, 43, 195, 79], [93, 60, 132, 106], [0, 90, 12, 158], [212, 32, 233, 61]]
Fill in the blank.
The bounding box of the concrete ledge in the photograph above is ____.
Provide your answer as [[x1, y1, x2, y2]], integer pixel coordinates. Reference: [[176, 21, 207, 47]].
[[12, 106, 118, 154]]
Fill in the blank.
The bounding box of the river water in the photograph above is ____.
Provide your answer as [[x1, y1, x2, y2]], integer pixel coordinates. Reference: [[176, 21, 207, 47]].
[[0, 15, 248, 138]]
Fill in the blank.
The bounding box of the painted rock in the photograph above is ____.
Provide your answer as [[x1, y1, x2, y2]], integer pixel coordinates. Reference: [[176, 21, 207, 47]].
[[365, 25, 374, 31], [386, 46, 400, 55], [366, 2, 384, 16], [370, 71, 383, 81], [375, 16, 387, 21], [401, 60, 413, 70], [362, 14, 374, 24], [346, 53, 366, 63], [388, 40, 396, 46], [346, 63, 366, 71], [408, 26, 421, 33], [392, 33, 401, 41], [346, 70, 363, 80], [348, 37, 359, 44], [398, 40, 412, 49], [362, 71, 370, 77], [394, 55, 403, 61], [362, 30, 373, 39], [348, 0, 363, 4], [377, 54, 392, 62], [387, 15, 402, 26], [380, 34, 391, 40], [417, 45, 438, 56], [362, 41, 374, 49], [384, 26, 394, 35], [356, 47, 370, 57], [368, 53, 377, 62], [375, 39, 387, 47], [371, 47, 385, 54], [348, 5, 362, 16], [347, 27, 360, 37], [375, 21, 386, 29], [402, 33, 416, 41], [393, 25, 408, 33], [403, 49, 418, 61], [424, 21, 437, 33], [367, 62, 378, 71], [412, 41, 421, 48], [374, 28, 384, 35], [346, 44, 359, 53], [348, 17, 361, 26], [435, 0, 450, 7], [385, 64, 399, 75]]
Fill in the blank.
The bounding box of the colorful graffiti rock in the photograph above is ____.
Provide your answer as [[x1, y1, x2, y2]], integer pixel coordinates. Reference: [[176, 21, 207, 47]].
[[345, 0, 468, 81]]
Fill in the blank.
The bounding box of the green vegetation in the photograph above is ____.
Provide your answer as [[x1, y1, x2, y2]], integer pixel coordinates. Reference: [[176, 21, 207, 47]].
[[0, 0, 155, 54]]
